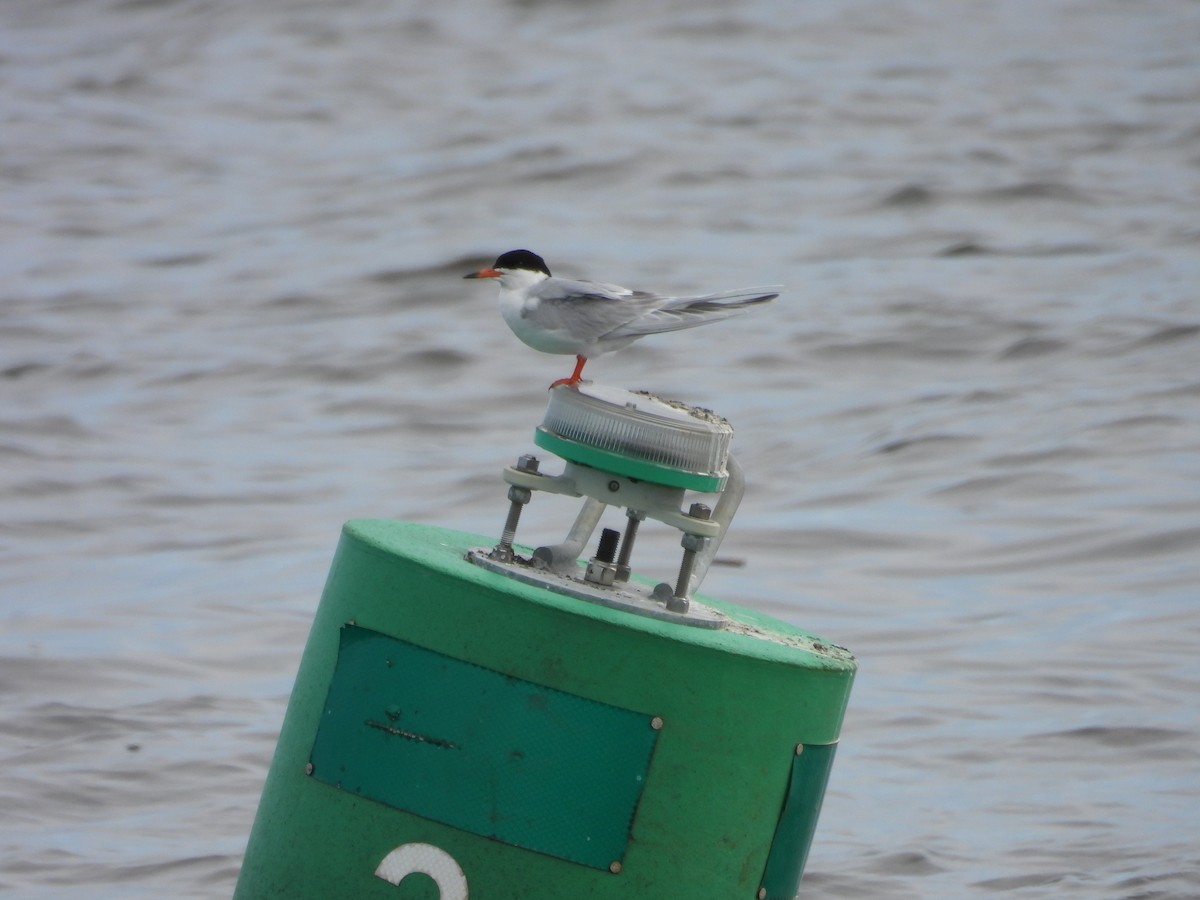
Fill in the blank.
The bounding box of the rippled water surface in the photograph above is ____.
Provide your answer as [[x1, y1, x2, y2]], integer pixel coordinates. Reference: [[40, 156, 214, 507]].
[[3, 0, 1199, 897]]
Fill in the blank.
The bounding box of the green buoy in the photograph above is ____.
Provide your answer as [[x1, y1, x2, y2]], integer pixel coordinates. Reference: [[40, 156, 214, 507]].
[[236, 384, 855, 900]]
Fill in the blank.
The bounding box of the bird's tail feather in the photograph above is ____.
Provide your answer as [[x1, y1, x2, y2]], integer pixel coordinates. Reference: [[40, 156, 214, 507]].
[[665, 286, 782, 310], [610, 287, 780, 338]]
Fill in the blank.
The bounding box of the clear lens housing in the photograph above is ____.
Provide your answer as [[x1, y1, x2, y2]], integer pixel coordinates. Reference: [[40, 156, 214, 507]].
[[541, 384, 732, 477]]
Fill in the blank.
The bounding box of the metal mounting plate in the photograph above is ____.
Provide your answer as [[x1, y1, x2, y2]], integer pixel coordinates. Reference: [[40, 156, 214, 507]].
[[467, 549, 727, 629]]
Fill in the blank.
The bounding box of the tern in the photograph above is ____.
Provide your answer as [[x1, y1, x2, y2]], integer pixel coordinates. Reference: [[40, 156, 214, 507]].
[[465, 249, 780, 387]]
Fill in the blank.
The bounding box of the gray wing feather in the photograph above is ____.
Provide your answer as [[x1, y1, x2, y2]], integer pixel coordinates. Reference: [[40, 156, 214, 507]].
[[605, 286, 780, 338], [527, 277, 781, 344], [526, 278, 667, 344]]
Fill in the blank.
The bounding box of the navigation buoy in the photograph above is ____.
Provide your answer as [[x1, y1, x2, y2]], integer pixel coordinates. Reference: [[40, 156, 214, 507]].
[[235, 383, 855, 899]]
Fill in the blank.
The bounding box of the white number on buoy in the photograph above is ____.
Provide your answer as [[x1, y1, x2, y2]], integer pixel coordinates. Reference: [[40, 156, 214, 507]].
[[374, 843, 468, 898]]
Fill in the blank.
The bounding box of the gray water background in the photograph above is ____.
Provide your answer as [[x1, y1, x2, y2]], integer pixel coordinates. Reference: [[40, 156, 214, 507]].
[[3, 0, 1199, 896]]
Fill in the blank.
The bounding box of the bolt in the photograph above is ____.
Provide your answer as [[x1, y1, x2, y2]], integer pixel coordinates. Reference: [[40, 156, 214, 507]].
[[516, 454, 540, 473], [688, 502, 712, 520], [609, 861, 623, 875], [670, 530, 707, 609], [650, 716, 664, 731], [594, 528, 620, 563], [492, 484, 532, 561], [614, 510, 643, 582], [585, 528, 621, 586]]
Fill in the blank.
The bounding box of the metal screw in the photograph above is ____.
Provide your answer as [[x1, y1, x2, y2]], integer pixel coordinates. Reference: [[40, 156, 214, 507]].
[[650, 716, 664, 731], [758, 888, 767, 900], [594, 528, 620, 563], [795, 742, 805, 756], [669, 531, 706, 611], [614, 510, 644, 582], [585, 528, 621, 585], [305, 762, 314, 776], [666, 504, 712, 611], [492, 484, 532, 562], [609, 861, 623, 875], [516, 454, 540, 474]]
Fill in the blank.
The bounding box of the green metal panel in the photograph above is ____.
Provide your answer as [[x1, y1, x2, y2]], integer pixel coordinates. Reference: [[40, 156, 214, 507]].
[[758, 742, 839, 900], [309, 625, 659, 870]]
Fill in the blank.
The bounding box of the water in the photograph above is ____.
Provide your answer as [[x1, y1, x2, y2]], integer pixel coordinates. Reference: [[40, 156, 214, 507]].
[[3, 0, 1199, 896]]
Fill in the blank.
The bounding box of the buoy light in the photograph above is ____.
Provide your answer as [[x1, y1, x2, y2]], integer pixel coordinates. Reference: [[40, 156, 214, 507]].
[[537, 383, 733, 492], [468, 383, 745, 626]]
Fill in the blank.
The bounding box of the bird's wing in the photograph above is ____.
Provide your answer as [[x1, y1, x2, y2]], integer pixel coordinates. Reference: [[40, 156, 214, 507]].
[[526, 278, 667, 344]]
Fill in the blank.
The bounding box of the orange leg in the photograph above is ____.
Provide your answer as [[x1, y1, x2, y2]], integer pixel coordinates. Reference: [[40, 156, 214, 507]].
[[550, 355, 587, 388]]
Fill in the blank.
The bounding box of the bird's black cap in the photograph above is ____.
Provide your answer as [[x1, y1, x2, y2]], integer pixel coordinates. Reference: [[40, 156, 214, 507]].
[[493, 249, 551, 276]]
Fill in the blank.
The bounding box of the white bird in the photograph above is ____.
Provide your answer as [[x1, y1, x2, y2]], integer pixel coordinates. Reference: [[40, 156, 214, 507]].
[[464, 249, 780, 387]]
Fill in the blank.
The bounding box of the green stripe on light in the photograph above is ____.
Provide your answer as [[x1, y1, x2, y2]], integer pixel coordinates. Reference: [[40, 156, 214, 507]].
[[534, 427, 727, 492]]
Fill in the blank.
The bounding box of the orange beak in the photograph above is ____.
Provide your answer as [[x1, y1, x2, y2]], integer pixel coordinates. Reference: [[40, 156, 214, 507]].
[[463, 268, 502, 279]]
